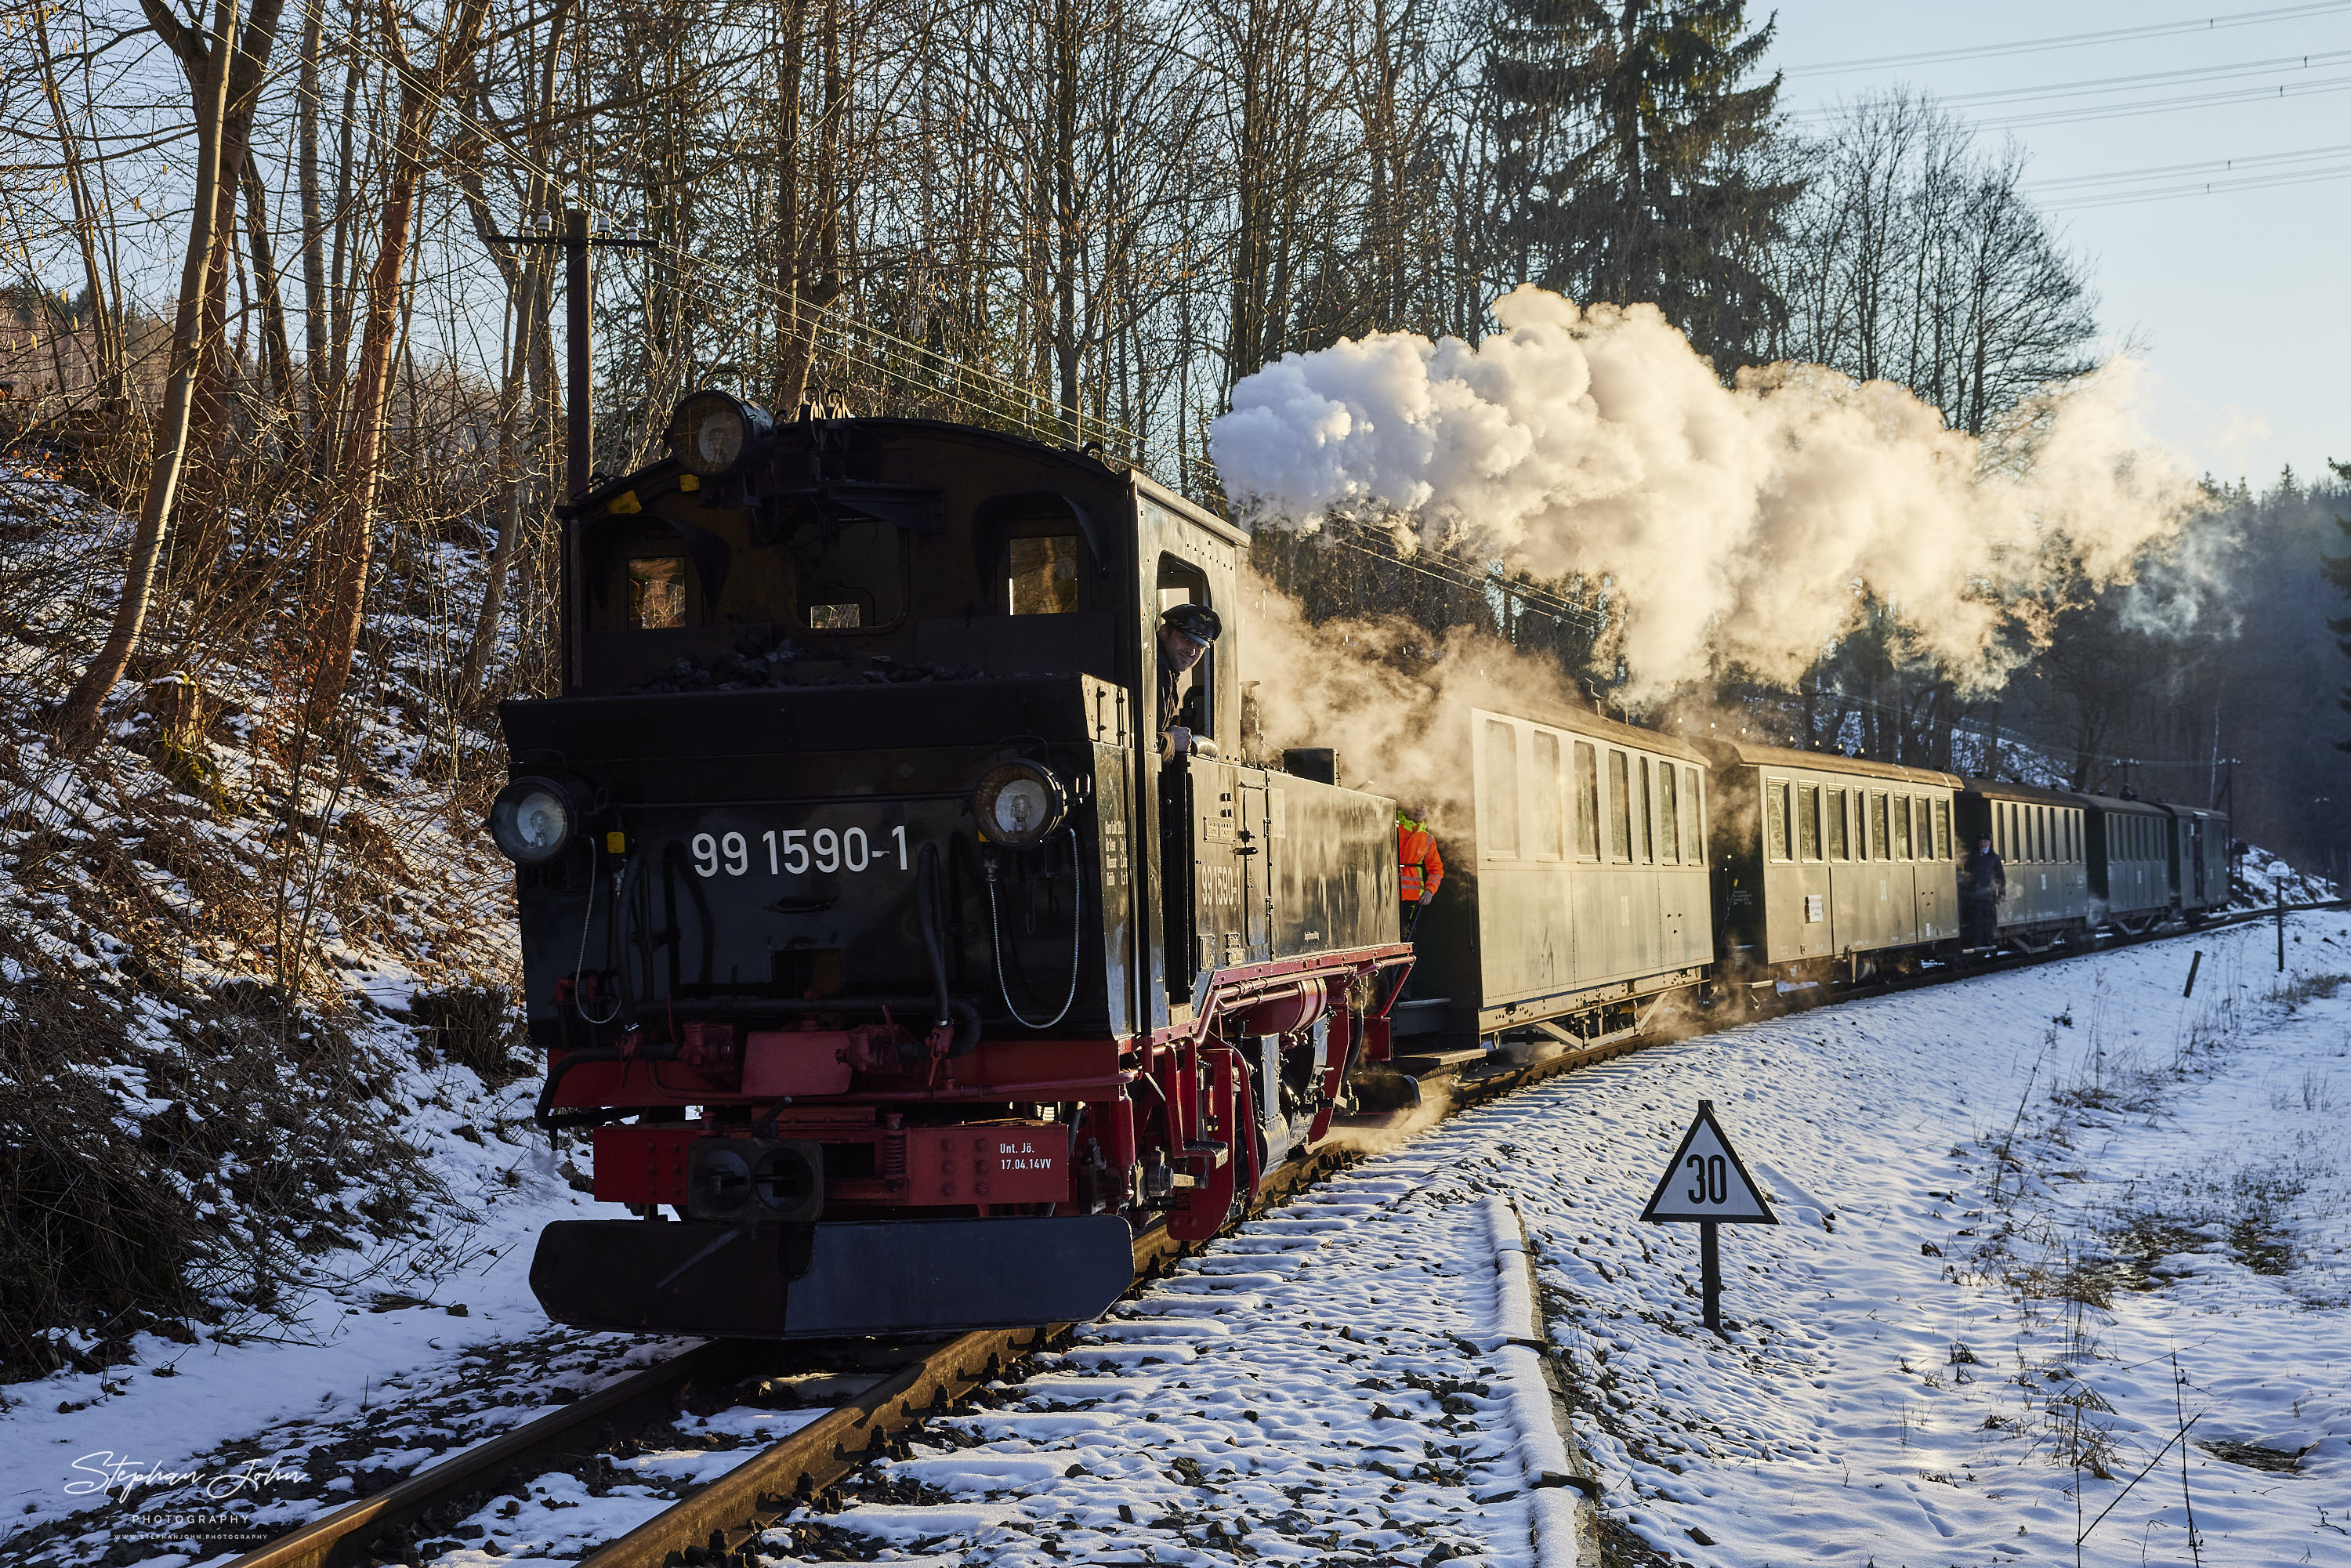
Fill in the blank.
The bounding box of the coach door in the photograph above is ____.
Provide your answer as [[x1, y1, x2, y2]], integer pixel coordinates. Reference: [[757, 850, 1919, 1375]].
[[1237, 778, 1270, 964]]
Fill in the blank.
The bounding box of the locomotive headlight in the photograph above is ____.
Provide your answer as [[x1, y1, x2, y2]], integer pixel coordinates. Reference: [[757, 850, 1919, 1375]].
[[664, 389, 773, 478], [971, 761, 1067, 849], [488, 775, 582, 865]]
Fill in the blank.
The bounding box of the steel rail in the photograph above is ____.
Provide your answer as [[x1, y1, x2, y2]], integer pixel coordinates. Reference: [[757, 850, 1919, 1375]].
[[227, 896, 2341, 1568], [570, 1147, 1353, 1568], [218, 1149, 1353, 1568], [219, 1339, 755, 1568]]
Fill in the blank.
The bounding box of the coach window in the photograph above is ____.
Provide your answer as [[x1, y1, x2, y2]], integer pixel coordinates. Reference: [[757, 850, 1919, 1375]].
[[1766, 778, 1790, 861], [1639, 761, 1657, 862], [1531, 731, 1564, 859], [1796, 784, 1820, 861], [1610, 751, 1634, 860], [1893, 794, 1913, 858], [1482, 721, 1520, 856], [1826, 788, 1849, 859], [1933, 799, 1951, 859], [1870, 792, 1890, 860], [1683, 766, 1704, 861], [1657, 763, 1679, 863], [1574, 743, 1601, 860]]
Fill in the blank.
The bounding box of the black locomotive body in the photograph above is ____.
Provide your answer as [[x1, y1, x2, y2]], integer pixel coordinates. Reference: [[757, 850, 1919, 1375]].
[[500, 408, 1404, 1337]]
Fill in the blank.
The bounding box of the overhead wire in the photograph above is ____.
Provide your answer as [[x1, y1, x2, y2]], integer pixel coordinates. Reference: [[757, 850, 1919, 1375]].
[[1786, 1, 2351, 76], [1788, 45, 2351, 123]]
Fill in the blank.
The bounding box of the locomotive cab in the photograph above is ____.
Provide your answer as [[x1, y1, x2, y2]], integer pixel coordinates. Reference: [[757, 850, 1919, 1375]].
[[500, 403, 1404, 1338]]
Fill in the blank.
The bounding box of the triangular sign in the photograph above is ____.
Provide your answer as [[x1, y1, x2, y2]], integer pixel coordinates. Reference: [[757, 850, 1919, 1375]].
[[1640, 1101, 1778, 1224]]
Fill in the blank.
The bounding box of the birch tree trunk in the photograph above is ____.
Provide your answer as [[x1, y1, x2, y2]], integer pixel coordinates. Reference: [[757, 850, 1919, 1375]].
[[303, 0, 492, 717]]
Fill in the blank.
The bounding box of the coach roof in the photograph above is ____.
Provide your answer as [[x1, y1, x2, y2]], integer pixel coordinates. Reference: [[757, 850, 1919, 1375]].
[[1698, 737, 1962, 791]]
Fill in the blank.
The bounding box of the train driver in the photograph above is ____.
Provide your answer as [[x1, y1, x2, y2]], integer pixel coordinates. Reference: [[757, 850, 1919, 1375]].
[[1156, 603, 1222, 759], [1398, 809, 1444, 939]]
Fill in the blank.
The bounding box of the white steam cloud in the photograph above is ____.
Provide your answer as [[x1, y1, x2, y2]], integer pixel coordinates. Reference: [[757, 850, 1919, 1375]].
[[1212, 286, 2209, 697]]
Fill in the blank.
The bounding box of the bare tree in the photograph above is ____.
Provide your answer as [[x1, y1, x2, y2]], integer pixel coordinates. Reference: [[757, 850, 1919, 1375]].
[[54, 0, 242, 751], [303, 0, 493, 715]]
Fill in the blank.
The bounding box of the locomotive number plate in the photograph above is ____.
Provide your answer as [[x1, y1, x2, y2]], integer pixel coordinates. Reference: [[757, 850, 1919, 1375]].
[[690, 824, 912, 878]]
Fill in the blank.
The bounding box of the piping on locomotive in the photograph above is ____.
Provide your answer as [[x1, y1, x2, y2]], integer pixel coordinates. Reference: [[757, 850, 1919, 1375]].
[[498, 400, 1408, 1337]]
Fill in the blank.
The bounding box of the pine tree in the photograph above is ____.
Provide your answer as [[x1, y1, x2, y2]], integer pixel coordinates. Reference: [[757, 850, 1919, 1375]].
[[2320, 459, 2351, 752], [1488, 0, 1799, 370]]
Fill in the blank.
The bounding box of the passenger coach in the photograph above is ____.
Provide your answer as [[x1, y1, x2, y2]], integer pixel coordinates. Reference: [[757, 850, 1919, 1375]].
[[1957, 780, 2089, 948], [1701, 742, 1962, 984], [2078, 791, 2172, 932], [1398, 707, 1713, 1055]]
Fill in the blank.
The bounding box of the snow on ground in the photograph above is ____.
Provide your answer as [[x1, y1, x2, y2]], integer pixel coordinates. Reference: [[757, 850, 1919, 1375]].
[[748, 1176, 1573, 1567], [0, 1143, 677, 1568], [9, 907, 2346, 1567], [755, 917, 2349, 1567]]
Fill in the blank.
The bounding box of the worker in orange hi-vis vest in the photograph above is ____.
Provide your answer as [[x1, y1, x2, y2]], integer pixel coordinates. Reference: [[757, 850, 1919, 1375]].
[[1396, 809, 1444, 940]]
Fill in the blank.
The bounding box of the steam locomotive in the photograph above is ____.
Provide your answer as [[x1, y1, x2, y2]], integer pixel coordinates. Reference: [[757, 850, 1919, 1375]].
[[493, 402, 2231, 1339]]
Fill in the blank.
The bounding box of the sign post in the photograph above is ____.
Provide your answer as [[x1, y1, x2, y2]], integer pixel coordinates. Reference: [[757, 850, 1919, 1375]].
[[1641, 1099, 1778, 1336]]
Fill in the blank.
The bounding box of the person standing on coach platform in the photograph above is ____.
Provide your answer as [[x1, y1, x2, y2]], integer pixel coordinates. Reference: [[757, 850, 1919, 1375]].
[[1963, 831, 2005, 946]]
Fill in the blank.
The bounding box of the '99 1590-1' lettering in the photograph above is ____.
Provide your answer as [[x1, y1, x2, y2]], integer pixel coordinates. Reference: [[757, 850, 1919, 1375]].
[[690, 825, 910, 878]]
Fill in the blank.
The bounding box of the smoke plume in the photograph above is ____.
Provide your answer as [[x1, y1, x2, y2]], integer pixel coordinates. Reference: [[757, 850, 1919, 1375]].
[[1213, 286, 2208, 697]]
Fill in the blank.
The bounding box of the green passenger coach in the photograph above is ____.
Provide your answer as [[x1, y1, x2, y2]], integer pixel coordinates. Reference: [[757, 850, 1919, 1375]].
[[1701, 741, 1962, 980]]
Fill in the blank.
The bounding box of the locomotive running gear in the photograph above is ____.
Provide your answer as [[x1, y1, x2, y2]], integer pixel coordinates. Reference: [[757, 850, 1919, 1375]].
[[1397, 813, 1444, 904]]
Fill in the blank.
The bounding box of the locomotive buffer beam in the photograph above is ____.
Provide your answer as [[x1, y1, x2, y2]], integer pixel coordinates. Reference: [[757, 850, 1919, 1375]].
[[531, 1215, 1135, 1338]]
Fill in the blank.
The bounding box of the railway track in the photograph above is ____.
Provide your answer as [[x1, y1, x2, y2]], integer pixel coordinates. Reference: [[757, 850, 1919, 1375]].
[[223, 896, 2342, 1568], [220, 1149, 1357, 1568]]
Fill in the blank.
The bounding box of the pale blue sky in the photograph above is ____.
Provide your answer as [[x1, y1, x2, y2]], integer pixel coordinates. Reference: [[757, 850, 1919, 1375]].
[[1765, 1, 2351, 488]]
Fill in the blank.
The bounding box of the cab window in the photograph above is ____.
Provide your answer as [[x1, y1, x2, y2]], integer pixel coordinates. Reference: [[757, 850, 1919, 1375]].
[[1007, 534, 1081, 614], [1531, 731, 1564, 859], [1657, 763, 1679, 863], [629, 556, 687, 629], [1482, 722, 1520, 856], [1609, 751, 1633, 860], [1639, 760, 1657, 862], [791, 518, 904, 631]]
